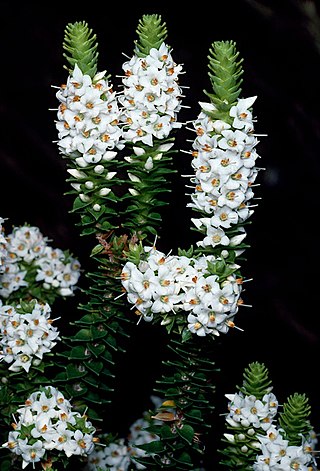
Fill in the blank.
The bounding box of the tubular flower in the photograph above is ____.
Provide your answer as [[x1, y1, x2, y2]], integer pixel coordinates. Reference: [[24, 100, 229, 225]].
[[118, 42, 184, 146]]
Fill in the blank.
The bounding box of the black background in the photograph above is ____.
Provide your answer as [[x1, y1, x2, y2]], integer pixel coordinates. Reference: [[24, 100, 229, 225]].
[[1, 0, 320, 466]]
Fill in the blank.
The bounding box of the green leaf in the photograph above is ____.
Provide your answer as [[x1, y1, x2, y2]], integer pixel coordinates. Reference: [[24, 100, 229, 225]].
[[176, 424, 195, 445], [173, 451, 194, 466], [86, 360, 104, 375], [66, 364, 87, 380], [88, 343, 106, 357], [59, 345, 90, 360], [138, 439, 166, 454]]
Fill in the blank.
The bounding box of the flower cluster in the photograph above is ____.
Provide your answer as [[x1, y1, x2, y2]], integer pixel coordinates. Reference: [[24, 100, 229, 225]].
[[55, 64, 124, 163], [0, 299, 60, 372], [253, 426, 317, 470], [121, 245, 244, 337], [188, 97, 261, 250], [0, 224, 81, 300], [224, 391, 318, 470], [54, 42, 184, 160], [2, 385, 97, 469], [84, 396, 162, 470], [225, 392, 279, 432], [118, 42, 183, 145]]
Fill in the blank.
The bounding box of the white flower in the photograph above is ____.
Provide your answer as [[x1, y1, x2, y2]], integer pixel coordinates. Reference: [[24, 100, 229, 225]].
[[230, 96, 257, 131], [187, 313, 208, 336]]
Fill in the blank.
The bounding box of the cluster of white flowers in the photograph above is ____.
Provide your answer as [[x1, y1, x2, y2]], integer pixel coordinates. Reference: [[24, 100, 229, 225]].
[[253, 426, 317, 470], [225, 392, 279, 432], [121, 245, 243, 336], [86, 438, 131, 471], [84, 396, 162, 471], [0, 225, 81, 299], [0, 217, 7, 270], [55, 64, 124, 164], [2, 385, 96, 469], [54, 42, 184, 164], [224, 392, 318, 470], [0, 300, 60, 372], [118, 42, 183, 145], [188, 97, 261, 249]]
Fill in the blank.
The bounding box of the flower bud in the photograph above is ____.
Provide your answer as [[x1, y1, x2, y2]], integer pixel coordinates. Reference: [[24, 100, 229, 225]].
[[133, 146, 145, 156], [128, 172, 141, 182], [102, 151, 117, 161], [99, 188, 112, 196], [67, 169, 86, 179], [94, 165, 104, 174], [75, 157, 89, 168], [144, 157, 153, 170], [129, 188, 140, 196], [106, 172, 117, 180], [223, 434, 235, 443], [79, 194, 91, 202]]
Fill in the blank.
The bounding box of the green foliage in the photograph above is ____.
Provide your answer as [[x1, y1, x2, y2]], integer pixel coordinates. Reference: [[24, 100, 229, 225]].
[[135, 14, 168, 57], [135, 336, 218, 469], [279, 392, 312, 446], [121, 139, 178, 244], [65, 159, 125, 237], [204, 40, 243, 123], [238, 361, 272, 398], [54, 234, 132, 418], [62, 20, 99, 77]]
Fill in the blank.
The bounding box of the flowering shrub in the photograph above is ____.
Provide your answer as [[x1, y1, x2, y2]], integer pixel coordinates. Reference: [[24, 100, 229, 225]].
[[0, 12, 318, 471]]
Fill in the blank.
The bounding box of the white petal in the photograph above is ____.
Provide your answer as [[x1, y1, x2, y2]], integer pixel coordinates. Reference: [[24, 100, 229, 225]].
[[75, 157, 89, 168], [99, 188, 112, 196], [128, 188, 140, 196], [157, 143, 174, 152], [93, 70, 107, 81], [198, 101, 217, 112], [191, 218, 203, 229], [133, 146, 145, 156], [128, 173, 141, 182], [240, 96, 257, 108], [102, 151, 118, 161], [67, 169, 86, 179], [106, 172, 117, 180]]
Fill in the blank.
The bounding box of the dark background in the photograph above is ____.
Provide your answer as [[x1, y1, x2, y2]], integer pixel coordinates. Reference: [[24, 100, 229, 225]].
[[1, 0, 320, 465]]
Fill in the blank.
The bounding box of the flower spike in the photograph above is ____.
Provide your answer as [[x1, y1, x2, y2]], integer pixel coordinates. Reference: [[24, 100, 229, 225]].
[[62, 20, 99, 77], [135, 14, 168, 57]]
